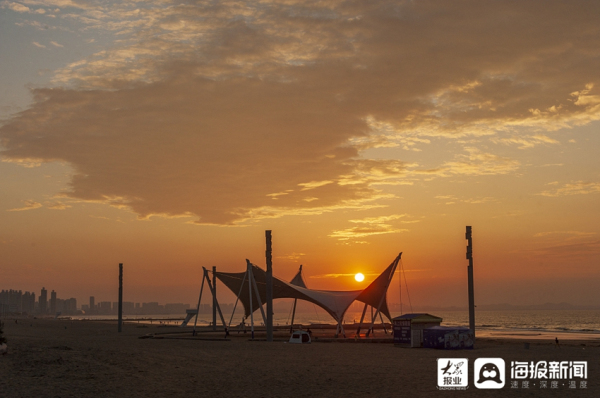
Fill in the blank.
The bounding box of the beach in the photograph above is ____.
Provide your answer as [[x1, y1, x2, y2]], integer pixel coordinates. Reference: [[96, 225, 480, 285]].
[[1, 319, 597, 397]]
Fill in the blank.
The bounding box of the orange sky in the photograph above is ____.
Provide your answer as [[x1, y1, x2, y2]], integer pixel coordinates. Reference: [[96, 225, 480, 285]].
[[1, 1, 599, 309]]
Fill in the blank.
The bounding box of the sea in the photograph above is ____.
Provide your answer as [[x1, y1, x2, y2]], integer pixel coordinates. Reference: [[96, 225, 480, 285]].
[[70, 309, 600, 339]]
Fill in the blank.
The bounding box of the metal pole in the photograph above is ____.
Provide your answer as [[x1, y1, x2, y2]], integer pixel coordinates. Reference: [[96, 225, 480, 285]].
[[289, 298, 298, 333], [228, 271, 247, 327], [118, 263, 123, 333], [205, 268, 227, 328], [249, 263, 267, 325], [356, 303, 368, 337], [247, 260, 254, 340], [265, 230, 273, 342], [466, 226, 475, 339], [212, 266, 217, 331], [379, 312, 388, 334], [192, 271, 206, 336]]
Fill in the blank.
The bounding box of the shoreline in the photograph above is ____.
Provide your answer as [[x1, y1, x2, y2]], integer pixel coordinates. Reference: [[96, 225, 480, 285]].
[[5, 315, 600, 341]]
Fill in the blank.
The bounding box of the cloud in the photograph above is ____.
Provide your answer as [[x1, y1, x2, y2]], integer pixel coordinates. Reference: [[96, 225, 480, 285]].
[[529, 230, 599, 260], [1, 157, 42, 167], [7, 200, 42, 211], [276, 252, 305, 261], [529, 240, 600, 260], [309, 273, 377, 279], [3, 1, 600, 224], [45, 201, 71, 210], [539, 181, 600, 197], [348, 214, 408, 224], [3, 1, 51, 14], [32, 41, 46, 48], [298, 181, 334, 191], [491, 134, 560, 149], [20, 1, 90, 10], [534, 231, 596, 239], [50, 41, 63, 47], [5, 2, 30, 13], [435, 195, 496, 205], [443, 148, 520, 176], [329, 213, 411, 241], [416, 147, 520, 177]]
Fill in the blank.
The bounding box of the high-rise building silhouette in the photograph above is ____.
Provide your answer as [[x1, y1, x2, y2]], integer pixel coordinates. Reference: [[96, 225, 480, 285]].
[[39, 287, 48, 314], [50, 290, 57, 314], [89, 296, 95, 314], [22, 291, 35, 314]]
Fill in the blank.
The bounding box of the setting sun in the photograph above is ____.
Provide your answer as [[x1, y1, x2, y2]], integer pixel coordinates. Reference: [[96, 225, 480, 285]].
[[354, 273, 365, 282]]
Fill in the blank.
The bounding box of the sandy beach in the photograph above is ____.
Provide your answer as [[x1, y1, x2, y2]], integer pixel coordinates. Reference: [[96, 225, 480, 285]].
[[1, 319, 597, 397]]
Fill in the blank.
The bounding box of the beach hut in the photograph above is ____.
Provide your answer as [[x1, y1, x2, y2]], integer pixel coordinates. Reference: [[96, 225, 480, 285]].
[[423, 326, 474, 349], [289, 330, 311, 344], [392, 313, 442, 347]]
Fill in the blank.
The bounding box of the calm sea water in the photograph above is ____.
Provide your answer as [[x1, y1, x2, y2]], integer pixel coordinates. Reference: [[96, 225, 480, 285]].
[[287, 310, 600, 334], [73, 309, 600, 335], [429, 310, 600, 333]]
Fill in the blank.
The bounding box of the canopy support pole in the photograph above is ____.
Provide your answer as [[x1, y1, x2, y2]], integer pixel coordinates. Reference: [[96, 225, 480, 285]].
[[379, 311, 388, 334], [339, 320, 346, 338], [204, 267, 227, 328], [228, 271, 247, 327], [192, 269, 207, 336], [366, 306, 383, 337], [289, 298, 298, 333], [248, 261, 268, 326], [355, 303, 368, 337]]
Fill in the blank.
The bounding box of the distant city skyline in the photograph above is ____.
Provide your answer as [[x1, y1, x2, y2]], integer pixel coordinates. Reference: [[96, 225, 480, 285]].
[[3, 284, 598, 321], [1, 287, 195, 316]]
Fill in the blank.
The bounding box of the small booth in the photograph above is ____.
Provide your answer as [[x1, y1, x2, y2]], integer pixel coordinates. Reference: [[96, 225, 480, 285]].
[[392, 313, 442, 347], [289, 330, 311, 344], [423, 326, 474, 349]]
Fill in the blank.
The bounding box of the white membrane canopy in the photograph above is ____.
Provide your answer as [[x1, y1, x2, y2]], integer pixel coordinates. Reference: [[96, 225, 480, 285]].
[[215, 253, 401, 323]]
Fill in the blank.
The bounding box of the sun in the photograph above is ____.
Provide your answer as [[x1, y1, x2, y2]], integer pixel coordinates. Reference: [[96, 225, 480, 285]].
[[354, 273, 365, 282]]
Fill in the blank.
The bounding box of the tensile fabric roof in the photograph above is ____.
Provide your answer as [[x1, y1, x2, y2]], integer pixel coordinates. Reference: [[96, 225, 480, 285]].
[[214, 253, 401, 323]]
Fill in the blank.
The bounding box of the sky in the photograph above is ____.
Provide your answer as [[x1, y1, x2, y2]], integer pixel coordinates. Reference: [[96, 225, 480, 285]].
[[1, 0, 599, 311]]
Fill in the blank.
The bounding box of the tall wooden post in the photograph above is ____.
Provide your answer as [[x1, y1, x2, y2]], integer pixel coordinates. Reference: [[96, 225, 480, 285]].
[[118, 263, 123, 333], [212, 266, 217, 331], [247, 260, 254, 340], [466, 226, 475, 338], [265, 230, 273, 342]]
